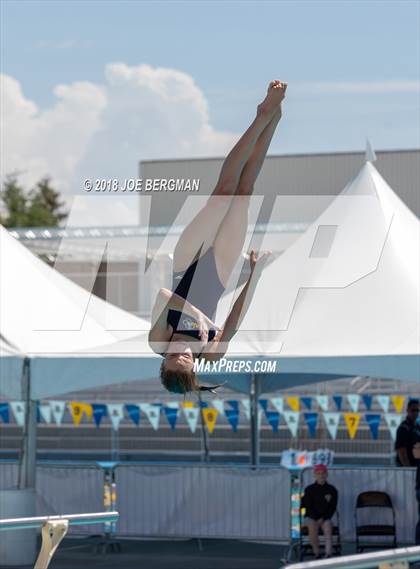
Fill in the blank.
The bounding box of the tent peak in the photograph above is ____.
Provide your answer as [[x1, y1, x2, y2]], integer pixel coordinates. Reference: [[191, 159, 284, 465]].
[[365, 139, 377, 163]]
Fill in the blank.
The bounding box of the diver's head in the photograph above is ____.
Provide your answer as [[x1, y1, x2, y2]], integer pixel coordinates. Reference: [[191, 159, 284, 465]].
[[160, 341, 198, 394]]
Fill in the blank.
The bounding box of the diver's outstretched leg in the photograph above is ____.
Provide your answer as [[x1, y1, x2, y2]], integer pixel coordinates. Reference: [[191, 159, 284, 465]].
[[173, 82, 286, 273], [213, 102, 285, 286]]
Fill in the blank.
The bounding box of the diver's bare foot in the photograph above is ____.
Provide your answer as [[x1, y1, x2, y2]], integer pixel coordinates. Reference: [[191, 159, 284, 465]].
[[257, 80, 287, 117]]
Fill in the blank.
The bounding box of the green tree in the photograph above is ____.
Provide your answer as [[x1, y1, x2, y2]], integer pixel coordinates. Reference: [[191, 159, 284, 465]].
[[27, 177, 68, 227], [0, 175, 68, 228]]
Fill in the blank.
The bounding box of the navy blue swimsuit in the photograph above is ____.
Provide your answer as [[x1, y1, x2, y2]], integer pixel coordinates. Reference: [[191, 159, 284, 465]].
[[163, 246, 225, 356]]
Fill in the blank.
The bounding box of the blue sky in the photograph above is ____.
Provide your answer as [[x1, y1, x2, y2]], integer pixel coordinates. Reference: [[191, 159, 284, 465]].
[[1, 0, 419, 223]]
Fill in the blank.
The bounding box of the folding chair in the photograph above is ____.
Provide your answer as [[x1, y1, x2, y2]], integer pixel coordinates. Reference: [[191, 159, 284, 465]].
[[355, 491, 397, 553]]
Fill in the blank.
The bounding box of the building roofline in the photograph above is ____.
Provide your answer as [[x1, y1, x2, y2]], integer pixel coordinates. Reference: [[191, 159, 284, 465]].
[[140, 148, 420, 166]]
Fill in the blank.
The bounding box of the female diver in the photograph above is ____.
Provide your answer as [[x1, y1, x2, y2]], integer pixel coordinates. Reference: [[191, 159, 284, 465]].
[[148, 80, 287, 394]]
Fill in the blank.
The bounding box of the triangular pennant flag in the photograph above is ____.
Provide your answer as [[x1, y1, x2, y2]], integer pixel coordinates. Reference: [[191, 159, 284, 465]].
[[164, 404, 179, 430], [323, 412, 340, 440], [0, 402, 10, 423], [344, 413, 361, 439], [332, 396, 343, 411], [225, 408, 240, 432], [212, 399, 225, 415], [69, 402, 92, 426], [259, 399, 269, 412], [125, 404, 140, 426], [391, 395, 405, 414], [183, 406, 199, 433], [241, 400, 250, 421], [107, 404, 124, 431], [227, 400, 239, 412], [287, 397, 300, 412], [365, 414, 381, 440], [91, 403, 108, 427], [385, 413, 402, 441], [202, 408, 218, 434], [270, 397, 283, 414], [362, 395, 373, 411], [304, 412, 318, 437], [39, 403, 52, 424], [283, 411, 299, 437], [50, 401, 66, 425], [347, 394, 360, 412], [265, 410, 280, 432], [10, 402, 25, 426], [139, 403, 161, 430], [301, 397, 312, 410], [316, 396, 329, 411], [376, 395, 390, 413]]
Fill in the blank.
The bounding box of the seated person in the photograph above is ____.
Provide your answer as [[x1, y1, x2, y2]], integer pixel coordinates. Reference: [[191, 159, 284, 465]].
[[301, 464, 338, 559]]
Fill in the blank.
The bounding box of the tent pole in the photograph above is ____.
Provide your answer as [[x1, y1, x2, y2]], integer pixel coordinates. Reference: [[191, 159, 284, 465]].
[[250, 373, 260, 468], [18, 357, 37, 489]]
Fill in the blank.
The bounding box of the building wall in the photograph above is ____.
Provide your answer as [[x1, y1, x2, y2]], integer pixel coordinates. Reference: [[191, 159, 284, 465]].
[[139, 149, 420, 226]]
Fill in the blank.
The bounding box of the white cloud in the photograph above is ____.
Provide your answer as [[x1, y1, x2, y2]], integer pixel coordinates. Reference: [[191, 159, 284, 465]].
[[1, 64, 237, 226]]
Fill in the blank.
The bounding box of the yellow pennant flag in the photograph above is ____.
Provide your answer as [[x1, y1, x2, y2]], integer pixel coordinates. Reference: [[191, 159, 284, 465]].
[[202, 408, 218, 434], [69, 402, 93, 426], [183, 402, 194, 408], [391, 395, 405, 414], [287, 396, 300, 412], [344, 413, 361, 439]]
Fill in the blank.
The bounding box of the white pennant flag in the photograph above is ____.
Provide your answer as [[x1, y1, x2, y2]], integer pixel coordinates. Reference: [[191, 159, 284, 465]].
[[270, 397, 284, 413], [10, 401, 25, 426], [347, 394, 360, 412], [39, 403, 52, 424], [323, 412, 340, 440], [140, 403, 161, 430], [212, 399, 225, 415], [283, 411, 299, 437], [183, 407, 199, 433], [241, 400, 250, 421], [316, 395, 329, 411], [385, 413, 402, 441], [107, 404, 124, 431], [50, 401, 66, 425], [377, 395, 390, 413]]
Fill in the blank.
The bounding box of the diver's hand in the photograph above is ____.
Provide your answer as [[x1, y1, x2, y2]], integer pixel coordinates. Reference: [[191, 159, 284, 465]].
[[249, 249, 272, 276]]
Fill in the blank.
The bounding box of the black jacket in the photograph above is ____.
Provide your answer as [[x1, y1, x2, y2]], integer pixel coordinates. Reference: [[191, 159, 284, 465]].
[[302, 482, 338, 520]]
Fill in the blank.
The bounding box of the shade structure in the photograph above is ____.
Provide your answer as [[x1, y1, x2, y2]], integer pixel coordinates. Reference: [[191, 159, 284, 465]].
[[0, 158, 419, 400], [213, 160, 419, 391], [0, 224, 157, 400]]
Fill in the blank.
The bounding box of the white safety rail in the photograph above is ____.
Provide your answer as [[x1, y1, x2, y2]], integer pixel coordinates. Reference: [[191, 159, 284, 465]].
[[301, 467, 417, 544], [115, 464, 291, 541], [284, 545, 420, 569], [0, 511, 119, 569]]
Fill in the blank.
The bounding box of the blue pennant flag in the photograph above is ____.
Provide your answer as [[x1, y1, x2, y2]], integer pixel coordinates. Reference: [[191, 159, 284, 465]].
[[125, 404, 140, 426], [366, 414, 381, 440], [199, 401, 209, 408], [92, 403, 108, 427], [301, 397, 312, 410], [265, 410, 280, 432], [259, 399, 269, 412], [0, 402, 10, 423], [304, 412, 318, 437], [227, 400, 239, 412], [225, 409, 239, 432], [333, 396, 343, 411], [164, 406, 178, 430], [362, 395, 373, 411]]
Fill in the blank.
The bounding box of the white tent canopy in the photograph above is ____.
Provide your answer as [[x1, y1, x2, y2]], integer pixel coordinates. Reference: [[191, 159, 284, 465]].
[[0, 158, 418, 400], [214, 160, 419, 389]]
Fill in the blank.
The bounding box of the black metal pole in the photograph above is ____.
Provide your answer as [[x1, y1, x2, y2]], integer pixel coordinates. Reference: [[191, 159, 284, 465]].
[[250, 373, 260, 468]]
